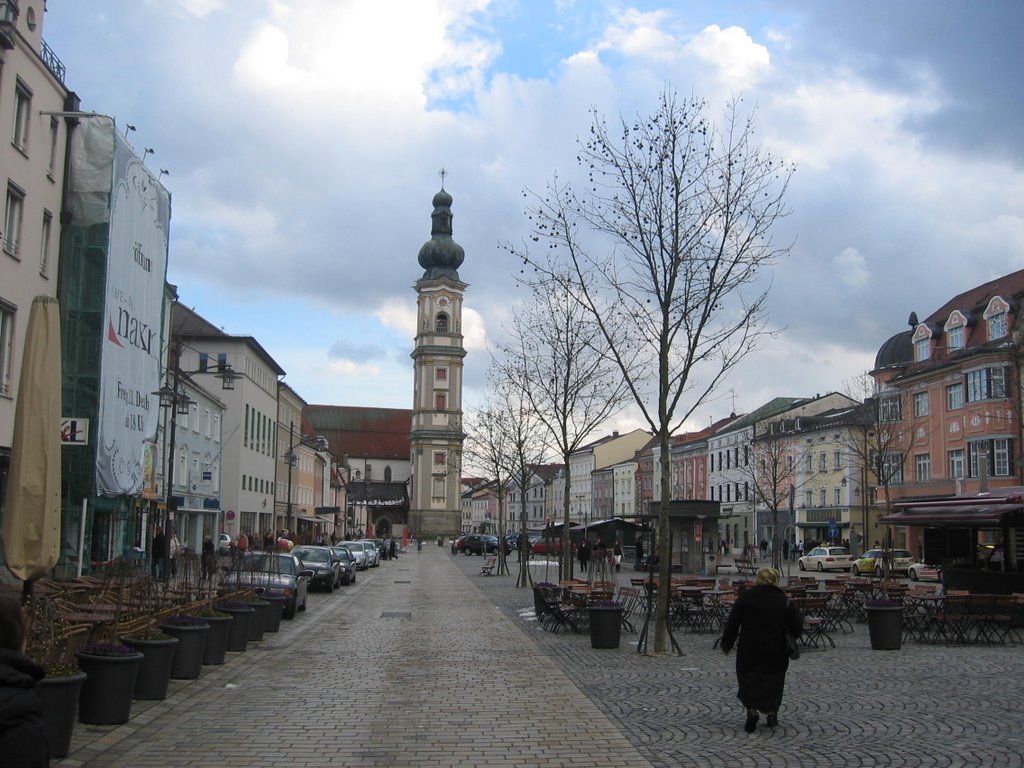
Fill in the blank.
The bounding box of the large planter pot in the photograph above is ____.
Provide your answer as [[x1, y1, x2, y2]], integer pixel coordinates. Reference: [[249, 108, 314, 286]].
[[243, 601, 269, 642], [588, 606, 623, 649], [160, 622, 210, 679], [199, 614, 233, 665], [121, 635, 179, 700], [866, 604, 904, 650], [262, 596, 286, 633], [37, 671, 86, 758], [75, 650, 144, 725], [218, 605, 253, 652]]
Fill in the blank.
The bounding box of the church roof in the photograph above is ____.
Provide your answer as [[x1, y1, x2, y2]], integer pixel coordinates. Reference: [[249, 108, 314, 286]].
[[417, 187, 465, 281], [304, 405, 412, 462]]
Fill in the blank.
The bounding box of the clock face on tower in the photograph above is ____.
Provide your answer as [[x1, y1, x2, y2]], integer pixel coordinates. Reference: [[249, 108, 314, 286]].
[[438, 296, 450, 309]]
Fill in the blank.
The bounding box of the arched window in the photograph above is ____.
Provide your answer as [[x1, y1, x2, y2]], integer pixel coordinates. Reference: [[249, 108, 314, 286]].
[[435, 313, 449, 333], [384, 466, 392, 482]]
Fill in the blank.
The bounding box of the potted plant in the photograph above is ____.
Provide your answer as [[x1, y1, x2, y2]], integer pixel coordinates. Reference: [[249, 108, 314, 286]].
[[158, 615, 210, 679], [187, 606, 233, 665], [587, 600, 624, 649], [120, 625, 178, 700], [23, 597, 88, 758], [215, 602, 253, 652], [75, 642, 144, 724], [864, 598, 903, 650]]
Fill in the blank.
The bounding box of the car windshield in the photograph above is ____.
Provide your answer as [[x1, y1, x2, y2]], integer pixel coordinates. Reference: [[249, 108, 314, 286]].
[[239, 553, 296, 575], [295, 549, 331, 563], [828, 548, 850, 555], [346, 543, 364, 552], [333, 549, 353, 561]]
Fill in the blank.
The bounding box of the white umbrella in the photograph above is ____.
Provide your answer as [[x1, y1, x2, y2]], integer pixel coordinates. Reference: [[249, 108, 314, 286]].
[[1, 295, 62, 594]]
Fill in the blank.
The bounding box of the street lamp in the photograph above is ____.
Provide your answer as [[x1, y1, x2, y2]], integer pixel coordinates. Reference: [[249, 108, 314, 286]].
[[153, 341, 240, 581]]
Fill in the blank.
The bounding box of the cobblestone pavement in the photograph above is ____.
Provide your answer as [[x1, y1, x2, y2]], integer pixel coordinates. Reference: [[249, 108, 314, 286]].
[[55, 548, 652, 768], [462, 553, 1024, 768]]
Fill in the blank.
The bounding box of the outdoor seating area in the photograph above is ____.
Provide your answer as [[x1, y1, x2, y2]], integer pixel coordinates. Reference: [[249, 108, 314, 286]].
[[531, 567, 1024, 653]]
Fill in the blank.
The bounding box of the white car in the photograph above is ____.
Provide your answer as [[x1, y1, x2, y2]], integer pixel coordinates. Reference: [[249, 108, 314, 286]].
[[218, 532, 234, 555], [342, 541, 369, 570], [358, 540, 380, 567], [798, 545, 854, 572], [907, 562, 942, 582]]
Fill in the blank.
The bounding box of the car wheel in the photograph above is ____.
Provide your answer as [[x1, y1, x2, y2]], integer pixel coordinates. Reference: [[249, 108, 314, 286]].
[[284, 601, 296, 620], [816, 562, 824, 572], [909, 567, 919, 581], [798, 560, 806, 571], [326, 579, 334, 593], [851, 565, 859, 574], [463, 547, 472, 556], [874, 566, 883, 578]]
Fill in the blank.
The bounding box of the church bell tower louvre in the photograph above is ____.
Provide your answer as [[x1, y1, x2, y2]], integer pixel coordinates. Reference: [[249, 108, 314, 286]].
[[409, 185, 467, 540]]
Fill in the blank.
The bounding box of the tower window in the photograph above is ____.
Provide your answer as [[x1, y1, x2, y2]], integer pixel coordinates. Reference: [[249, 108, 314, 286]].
[[435, 313, 449, 333], [435, 392, 447, 411]]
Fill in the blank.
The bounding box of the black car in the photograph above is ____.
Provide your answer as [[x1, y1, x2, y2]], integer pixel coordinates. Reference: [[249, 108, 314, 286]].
[[331, 546, 357, 585], [456, 533, 509, 556], [219, 552, 311, 619], [292, 546, 341, 592]]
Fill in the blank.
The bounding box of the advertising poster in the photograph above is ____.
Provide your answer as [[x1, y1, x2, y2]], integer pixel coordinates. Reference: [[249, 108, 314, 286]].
[[78, 118, 170, 497]]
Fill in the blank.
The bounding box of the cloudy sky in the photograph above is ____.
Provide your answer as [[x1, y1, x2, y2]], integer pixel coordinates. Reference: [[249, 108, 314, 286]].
[[45, 0, 1024, 434]]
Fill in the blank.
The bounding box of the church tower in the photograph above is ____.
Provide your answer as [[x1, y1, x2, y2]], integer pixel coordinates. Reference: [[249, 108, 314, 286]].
[[409, 186, 467, 539]]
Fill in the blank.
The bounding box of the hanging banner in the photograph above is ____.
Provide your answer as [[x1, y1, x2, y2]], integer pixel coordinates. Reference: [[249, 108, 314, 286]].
[[71, 117, 170, 497]]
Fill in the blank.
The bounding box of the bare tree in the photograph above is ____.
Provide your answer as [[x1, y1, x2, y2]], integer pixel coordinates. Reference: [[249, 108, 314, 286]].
[[748, 418, 806, 571], [463, 375, 548, 578], [498, 266, 630, 581], [512, 90, 794, 654]]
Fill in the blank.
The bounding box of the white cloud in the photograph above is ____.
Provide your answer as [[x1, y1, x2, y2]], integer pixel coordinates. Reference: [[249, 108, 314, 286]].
[[375, 299, 418, 339], [833, 247, 870, 290], [686, 25, 770, 90], [172, 0, 224, 18], [596, 9, 677, 61]]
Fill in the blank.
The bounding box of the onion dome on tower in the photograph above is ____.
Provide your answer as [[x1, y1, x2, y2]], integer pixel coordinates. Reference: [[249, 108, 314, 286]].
[[417, 187, 465, 281]]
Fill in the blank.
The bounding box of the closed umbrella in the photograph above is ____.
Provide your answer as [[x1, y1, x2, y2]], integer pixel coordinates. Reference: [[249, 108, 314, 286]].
[[1, 295, 62, 597]]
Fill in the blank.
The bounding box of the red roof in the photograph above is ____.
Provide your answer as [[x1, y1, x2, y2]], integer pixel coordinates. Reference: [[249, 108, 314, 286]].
[[304, 405, 412, 461]]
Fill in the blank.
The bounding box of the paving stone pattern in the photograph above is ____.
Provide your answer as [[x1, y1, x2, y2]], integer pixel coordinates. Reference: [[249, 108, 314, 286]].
[[465, 554, 1024, 768], [55, 549, 1024, 767]]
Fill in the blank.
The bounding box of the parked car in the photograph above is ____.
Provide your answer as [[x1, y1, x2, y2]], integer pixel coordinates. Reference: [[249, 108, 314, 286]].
[[532, 538, 564, 555], [358, 540, 381, 567], [798, 545, 854, 572], [341, 541, 369, 570], [219, 552, 311, 619], [218, 532, 234, 555], [292, 545, 342, 592], [457, 533, 506, 556], [331, 546, 357, 585], [851, 548, 915, 577], [907, 561, 942, 581]]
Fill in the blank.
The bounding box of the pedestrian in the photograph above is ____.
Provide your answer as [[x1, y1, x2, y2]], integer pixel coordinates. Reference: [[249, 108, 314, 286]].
[[151, 526, 166, 580], [201, 535, 216, 581], [782, 539, 790, 561], [389, 538, 397, 559], [613, 540, 623, 573], [237, 530, 249, 556], [168, 529, 182, 578], [634, 539, 644, 571], [577, 539, 590, 573], [416, 538, 423, 552], [759, 539, 769, 559], [0, 594, 49, 767], [720, 567, 803, 733]]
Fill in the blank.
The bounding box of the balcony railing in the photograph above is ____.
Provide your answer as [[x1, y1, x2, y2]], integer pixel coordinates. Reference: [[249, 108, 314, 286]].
[[40, 38, 65, 84]]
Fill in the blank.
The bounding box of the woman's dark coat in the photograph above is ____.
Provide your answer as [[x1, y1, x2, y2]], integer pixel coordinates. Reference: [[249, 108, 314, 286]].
[[720, 584, 803, 713], [0, 647, 49, 767]]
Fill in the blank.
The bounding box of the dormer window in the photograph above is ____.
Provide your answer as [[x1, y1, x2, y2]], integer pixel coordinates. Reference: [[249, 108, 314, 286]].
[[912, 324, 932, 362], [944, 311, 967, 351], [984, 296, 1009, 341]]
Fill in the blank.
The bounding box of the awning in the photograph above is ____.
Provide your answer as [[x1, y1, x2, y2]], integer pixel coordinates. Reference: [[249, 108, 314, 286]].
[[880, 503, 1022, 527], [796, 521, 850, 529], [295, 515, 326, 525]]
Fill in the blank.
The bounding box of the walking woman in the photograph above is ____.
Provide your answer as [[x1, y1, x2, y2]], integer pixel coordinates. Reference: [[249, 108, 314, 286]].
[[720, 568, 802, 732]]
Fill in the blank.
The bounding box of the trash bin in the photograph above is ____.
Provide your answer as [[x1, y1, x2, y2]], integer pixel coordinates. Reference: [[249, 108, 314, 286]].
[[705, 553, 718, 575]]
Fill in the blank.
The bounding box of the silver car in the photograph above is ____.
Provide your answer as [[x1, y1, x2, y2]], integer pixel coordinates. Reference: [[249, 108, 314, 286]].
[[358, 540, 381, 567], [342, 541, 369, 570]]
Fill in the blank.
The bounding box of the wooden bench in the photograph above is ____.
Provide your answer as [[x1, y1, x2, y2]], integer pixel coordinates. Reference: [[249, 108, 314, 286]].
[[733, 557, 758, 576], [479, 556, 497, 576]]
